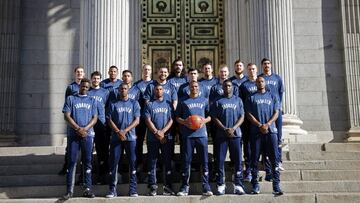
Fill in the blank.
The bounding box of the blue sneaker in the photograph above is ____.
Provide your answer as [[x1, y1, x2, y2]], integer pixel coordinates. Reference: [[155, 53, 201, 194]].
[[177, 186, 189, 196], [216, 184, 225, 195], [234, 185, 245, 195], [251, 184, 260, 194], [105, 190, 117, 198]]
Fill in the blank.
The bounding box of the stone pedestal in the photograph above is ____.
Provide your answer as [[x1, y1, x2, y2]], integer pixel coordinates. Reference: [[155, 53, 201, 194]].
[[341, 0, 360, 142], [80, 0, 130, 76]]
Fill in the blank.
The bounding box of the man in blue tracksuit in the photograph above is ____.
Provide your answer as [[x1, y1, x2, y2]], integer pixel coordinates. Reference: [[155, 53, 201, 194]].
[[62, 78, 97, 199], [245, 76, 283, 196], [211, 79, 245, 195], [144, 84, 175, 196], [88, 71, 109, 184], [59, 65, 85, 176], [259, 58, 285, 172], [106, 83, 140, 198], [176, 81, 213, 196]]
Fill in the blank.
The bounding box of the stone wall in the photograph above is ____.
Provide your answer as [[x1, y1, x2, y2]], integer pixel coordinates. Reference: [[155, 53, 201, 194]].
[[293, 0, 349, 141], [17, 0, 80, 145]]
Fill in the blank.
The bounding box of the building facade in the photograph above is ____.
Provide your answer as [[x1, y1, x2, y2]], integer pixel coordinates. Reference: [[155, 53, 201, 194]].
[[0, 0, 359, 146]]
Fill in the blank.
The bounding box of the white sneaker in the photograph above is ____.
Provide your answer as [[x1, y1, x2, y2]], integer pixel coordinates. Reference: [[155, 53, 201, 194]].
[[234, 185, 245, 195], [217, 184, 225, 195], [202, 190, 213, 196], [278, 163, 285, 171]]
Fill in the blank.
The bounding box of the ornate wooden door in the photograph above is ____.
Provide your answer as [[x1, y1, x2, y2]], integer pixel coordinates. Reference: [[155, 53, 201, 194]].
[[141, 0, 225, 73]]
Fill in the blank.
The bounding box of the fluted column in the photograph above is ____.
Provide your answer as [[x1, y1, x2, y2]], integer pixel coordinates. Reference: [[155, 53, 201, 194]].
[[225, 0, 308, 141], [0, 0, 20, 146], [341, 0, 360, 142], [80, 0, 129, 76]]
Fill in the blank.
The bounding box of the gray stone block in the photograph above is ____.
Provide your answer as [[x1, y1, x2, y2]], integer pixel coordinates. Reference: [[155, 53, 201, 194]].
[[41, 123, 67, 135], [22, 36, 46, 50], [70, 0, 80, 8], [21, 8, 47, 22], [20, 50, 49, 65], [297, 92, 323, 105], [294, 22, 322, 35], [15, 123, 42, 135], [296, 76, 326, 91], [298, 106, 329, 120], [294, 35, 323, 50], [42, 93, 66, 108], [301, 170, 360, 181], [322, 92, 348, 106], [48, 36, 78, 50], [21, 22, 47, 35], [289, 151, 360, 161], [17, 93, 43, 108], [324, 143, 360, 152], [295, 50, 324, 64], [19, 65, 45, 79], [44, 65, 72, 80], [317, 193, 360, 203], [293, 8, 322, 22], [293, 0, 322, 8], [288, 143, 323, 152]]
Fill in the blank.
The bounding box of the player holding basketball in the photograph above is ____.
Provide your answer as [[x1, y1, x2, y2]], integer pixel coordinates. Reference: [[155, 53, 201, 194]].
[[245, 76, 283, 196], [211, 79, 245, 195], [176, 81, 213, 196]]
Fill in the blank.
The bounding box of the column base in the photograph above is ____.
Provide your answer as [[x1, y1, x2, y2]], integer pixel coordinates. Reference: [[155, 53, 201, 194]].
[[346, 128, 360, 142], [0, 134, 17, 147], [282, 114, 316, 143]]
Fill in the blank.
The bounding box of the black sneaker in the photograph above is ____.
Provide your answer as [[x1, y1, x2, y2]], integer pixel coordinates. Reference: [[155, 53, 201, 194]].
[[149, 185, 157, 196], [63, 192, 73, 200], [83, 188, 95, 198], [273, 190, 284, 196], [163, 185, 175, 195]]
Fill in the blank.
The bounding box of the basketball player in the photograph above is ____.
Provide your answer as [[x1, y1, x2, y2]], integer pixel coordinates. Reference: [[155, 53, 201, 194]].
[[168, 58, 188, 92], [62, 78, 97, 199], [211, 79, 245, 195], [245, 76, 283, 196], [144, 84, 175, 196], [259, 58, 285, 172], [134, 64, 154, 173], [88, 71, 109, 184], [176, 81, 213, 196], [230, 60, 248, 87], [106, 83, 140, 198], [100, 65, 122, 92], [199, 62, 218, 98]]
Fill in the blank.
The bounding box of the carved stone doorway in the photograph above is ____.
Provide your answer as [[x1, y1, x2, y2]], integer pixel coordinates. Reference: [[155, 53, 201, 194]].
[[141, 0, 225, 74]]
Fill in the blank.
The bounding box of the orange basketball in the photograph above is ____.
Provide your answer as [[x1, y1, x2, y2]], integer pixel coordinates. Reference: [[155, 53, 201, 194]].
[[187, 115, 202, 130]]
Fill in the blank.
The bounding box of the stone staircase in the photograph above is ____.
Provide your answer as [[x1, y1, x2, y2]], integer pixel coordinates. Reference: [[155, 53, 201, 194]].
[[0, 143, 360, 202]]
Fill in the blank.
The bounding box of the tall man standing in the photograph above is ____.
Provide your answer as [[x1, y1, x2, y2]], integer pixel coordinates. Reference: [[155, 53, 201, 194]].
[[245, 76, 283, 196], [106, 83, 140, 198], [176, 81, 213, 196], [100, 65, 122, 92], [134, 64, 154, 172], [199, 62, 218, 97], [168, 58, 188, 92], [62, 78, 97, 199], [88, 71, 109, 184], [59, 65, 85, 175], [259, 58, 285, 171]]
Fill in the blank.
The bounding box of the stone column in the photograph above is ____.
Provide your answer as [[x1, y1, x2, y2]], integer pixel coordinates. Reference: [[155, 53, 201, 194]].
[[341, 0, 360, 142], [225, 0, 309, 142], [0, 0, 20, 146], [80, 0, 129, 77]]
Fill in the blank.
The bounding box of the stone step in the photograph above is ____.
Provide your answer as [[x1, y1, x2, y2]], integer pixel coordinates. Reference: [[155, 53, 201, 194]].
[[0, 146, 65, 156], [0, 170, 301, 187], [288, 151, 360, 161], [287, 143, 323, 152], [1, 181, 360, 199], [324, 143, 360, 152], [3, 193, 360, 203], [0, 193, 316, 203], [282, 160, 360, 170], [2, 169, 360, 187], [2, 159, 360, 176]]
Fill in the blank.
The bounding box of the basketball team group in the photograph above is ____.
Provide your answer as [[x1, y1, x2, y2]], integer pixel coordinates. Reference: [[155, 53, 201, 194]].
[[61, 57, 284, 199]]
